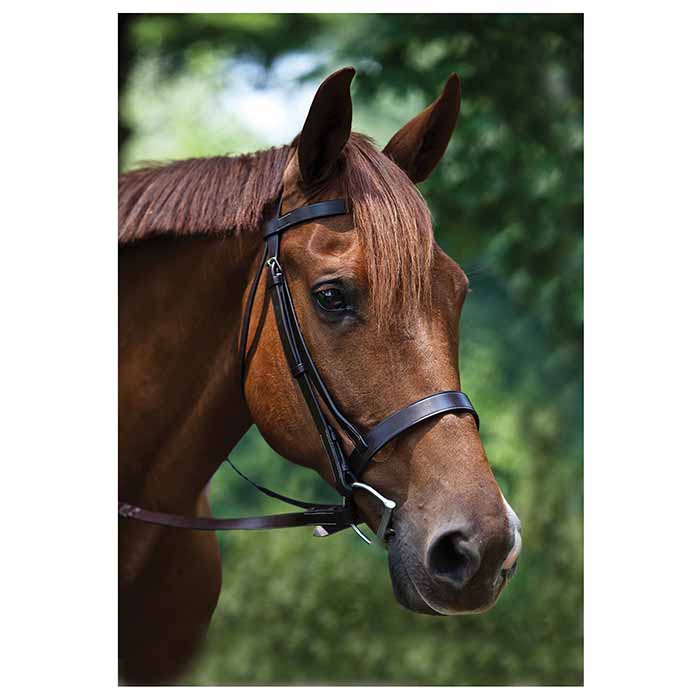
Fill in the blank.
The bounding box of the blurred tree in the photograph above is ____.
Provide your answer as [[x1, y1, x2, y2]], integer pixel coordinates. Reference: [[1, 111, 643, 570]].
[[327, 13, 582, 367], [118, 13, 327, 164]]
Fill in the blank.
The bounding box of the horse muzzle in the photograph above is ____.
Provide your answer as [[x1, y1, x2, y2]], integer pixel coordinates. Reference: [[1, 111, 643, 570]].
[[386, 511, 521, 615]]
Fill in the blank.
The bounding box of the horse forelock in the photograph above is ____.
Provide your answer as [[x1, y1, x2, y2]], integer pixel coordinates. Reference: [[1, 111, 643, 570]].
[[342, 134, 434, 329]]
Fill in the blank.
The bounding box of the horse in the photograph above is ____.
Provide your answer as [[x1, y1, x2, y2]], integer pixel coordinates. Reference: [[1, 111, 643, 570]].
[[118, 67, 522, 684]]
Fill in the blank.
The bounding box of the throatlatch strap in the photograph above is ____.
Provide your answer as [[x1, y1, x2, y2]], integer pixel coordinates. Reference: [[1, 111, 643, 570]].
[[225, 457, 326, 510]]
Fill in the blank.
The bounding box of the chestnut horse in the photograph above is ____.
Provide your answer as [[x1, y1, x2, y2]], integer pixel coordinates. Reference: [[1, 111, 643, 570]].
[[119, 68, 522, 684]]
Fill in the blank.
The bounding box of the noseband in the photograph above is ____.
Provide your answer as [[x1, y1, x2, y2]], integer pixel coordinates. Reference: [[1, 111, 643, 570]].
[[119, 195, 479, 545]]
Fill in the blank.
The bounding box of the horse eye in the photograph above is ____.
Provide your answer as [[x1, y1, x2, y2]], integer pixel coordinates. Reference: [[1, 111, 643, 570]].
[[314, 287, 347, 312]]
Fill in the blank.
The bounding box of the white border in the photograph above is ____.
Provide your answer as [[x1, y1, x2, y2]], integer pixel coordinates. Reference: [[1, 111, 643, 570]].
[[3, 1, 699, 695]]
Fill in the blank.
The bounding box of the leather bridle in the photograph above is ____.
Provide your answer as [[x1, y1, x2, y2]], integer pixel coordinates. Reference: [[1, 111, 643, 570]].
[[118, 194, 479, 545]]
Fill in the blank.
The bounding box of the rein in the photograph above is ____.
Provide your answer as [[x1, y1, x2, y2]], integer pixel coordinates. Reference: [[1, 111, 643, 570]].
[[118, 194, 479, 545]]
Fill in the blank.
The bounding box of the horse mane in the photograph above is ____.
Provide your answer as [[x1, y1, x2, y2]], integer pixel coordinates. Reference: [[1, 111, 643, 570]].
[[118, 145, 292, 245], [119, 134, 434, 326]]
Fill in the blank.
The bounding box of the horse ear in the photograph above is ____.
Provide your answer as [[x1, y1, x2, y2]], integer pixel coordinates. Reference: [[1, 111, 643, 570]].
[[383, 73, 461, 183], [297, 67, 355, 186]]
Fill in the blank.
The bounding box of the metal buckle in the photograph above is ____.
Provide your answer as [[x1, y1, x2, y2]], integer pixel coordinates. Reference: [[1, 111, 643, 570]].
[[266, 256, 282, 276], [350, 482, 396, 546]]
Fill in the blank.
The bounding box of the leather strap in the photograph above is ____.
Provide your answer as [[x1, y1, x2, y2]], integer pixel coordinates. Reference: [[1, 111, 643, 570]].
[[264, 199, 347, 237], [240, 198, 366, 454], [224, 457, 325, 510], [118, 501, 355, 533], [266, 232, 357, 495], [275, 265, 367, 449], [348, 391, 479, 476]]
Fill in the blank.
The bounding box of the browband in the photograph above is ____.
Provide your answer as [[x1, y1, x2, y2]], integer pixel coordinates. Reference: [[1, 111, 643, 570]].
[[264, 199, 347, 237]]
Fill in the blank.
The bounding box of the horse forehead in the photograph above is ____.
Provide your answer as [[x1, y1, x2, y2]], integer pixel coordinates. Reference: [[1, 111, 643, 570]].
[[302, 222, 365, 266]]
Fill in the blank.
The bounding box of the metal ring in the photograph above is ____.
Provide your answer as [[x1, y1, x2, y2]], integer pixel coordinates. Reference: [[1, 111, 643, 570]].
[[351, 482, 396, 510], [351, 482, 396, 544]]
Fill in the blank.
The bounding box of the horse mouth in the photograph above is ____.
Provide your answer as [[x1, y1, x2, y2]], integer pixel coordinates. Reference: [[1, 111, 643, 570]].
[[387, 543, 445, 616], [387, 536, 510, 616]]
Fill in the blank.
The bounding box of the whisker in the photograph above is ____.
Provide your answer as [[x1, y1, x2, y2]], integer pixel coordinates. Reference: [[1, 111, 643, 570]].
[[464, 259, 494, 278]]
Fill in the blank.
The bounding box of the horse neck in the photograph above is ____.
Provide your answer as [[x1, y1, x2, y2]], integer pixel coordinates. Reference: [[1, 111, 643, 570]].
[[119, 232, 258, 509]]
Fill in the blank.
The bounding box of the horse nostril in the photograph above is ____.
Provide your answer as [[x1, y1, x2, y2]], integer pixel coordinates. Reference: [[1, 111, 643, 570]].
[[427, 530, 481, 589]]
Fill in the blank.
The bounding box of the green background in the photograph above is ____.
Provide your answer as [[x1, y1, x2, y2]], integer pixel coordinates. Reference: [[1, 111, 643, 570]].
[[119, 13, 583, 685]]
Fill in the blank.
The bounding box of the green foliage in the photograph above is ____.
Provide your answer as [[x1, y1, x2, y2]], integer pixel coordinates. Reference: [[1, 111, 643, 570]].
[[120, 12, 582, 686], [120, 55, 266, 169]]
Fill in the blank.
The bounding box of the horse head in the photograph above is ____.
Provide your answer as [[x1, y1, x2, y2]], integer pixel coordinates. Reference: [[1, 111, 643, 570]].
[[243, 68, 522, 615]]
